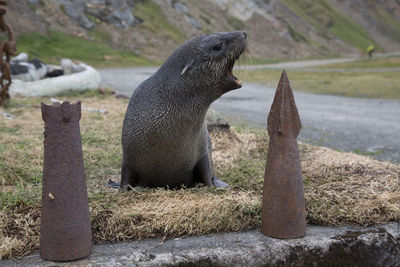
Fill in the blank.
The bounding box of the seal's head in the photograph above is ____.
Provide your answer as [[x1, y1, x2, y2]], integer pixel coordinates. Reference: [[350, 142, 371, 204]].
[[194, 31, 247, 91], [162, 31, 247, 99]]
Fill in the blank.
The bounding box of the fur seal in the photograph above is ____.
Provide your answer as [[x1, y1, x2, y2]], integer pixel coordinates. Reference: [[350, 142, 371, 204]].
[[121, 31, 247, 189]]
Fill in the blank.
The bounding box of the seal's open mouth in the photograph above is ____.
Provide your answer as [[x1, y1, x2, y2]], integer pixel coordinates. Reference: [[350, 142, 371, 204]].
[[224, 57, 242, 89]]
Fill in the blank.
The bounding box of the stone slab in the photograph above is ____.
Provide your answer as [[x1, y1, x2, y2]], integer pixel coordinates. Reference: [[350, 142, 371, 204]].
[[2, 223, 399, 266]]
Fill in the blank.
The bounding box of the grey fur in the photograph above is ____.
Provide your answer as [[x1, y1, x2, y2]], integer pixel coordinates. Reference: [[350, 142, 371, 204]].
[[121, 31, 247, 189]]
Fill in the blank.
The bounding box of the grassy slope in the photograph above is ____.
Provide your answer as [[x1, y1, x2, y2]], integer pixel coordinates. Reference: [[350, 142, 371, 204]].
[[16, 0, 186, 68], [14, 0, 397, 68], [279, 0, 379, 51], [243, 69, 400, 99], [17, 31, 152, 68], [321, 55, 400, 69], [370, 5, 400, 43], [132, 0, 186, 44]]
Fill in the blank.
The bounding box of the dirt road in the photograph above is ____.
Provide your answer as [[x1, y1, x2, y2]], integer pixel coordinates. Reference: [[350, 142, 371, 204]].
[[99, 59, 400, 163]]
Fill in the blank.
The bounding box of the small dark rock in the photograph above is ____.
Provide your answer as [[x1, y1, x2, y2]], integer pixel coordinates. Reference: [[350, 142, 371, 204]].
[[55, 0, 95, 29], [10, 64, 29, 75], [206, 109, 230, 132], [114, 93, 130, 99], [174, 2, 188, 13], [186, 15, 202, 30], [46, 69, 64, 78], [26, 0, 40, 5], [85, 0, 140, 28]]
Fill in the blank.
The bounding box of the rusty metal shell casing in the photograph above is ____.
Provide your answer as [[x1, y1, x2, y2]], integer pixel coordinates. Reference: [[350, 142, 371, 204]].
[[40, 101, 92, 261], [261, 70, 306, 239]]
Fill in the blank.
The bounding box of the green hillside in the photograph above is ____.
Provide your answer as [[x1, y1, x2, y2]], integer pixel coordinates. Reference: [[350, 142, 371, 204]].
[[16, 31, 151, 67], [279, 0, 380, 51]]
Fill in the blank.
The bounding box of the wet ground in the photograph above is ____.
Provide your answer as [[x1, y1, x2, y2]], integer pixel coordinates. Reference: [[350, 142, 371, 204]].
[[99, 58, 400, 163]]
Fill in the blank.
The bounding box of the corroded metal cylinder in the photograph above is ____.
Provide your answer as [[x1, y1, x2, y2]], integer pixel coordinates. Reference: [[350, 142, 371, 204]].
[[40, 101, 92, 261], [261, 70, 306, 239]]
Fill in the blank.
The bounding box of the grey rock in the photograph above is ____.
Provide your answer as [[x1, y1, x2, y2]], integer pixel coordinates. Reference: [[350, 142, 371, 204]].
[[85, 2, 112, 20], [206, 108, 230, 132], [2, 223, 399, 266], [54, 0, 139, 29], [165, 0, 172, 6], [186, 15, 202, 30], [106, 0, 128, 8], [280, 30, 292, 41], [212, 177, 229, 188], [174, 2, 188, 13], [85, 0, 139, 28], [1, 111, 15, 119], [55, 0, 95, 29], [126, 0, 136, 6], [89, 0, 106, 4], [26, 0, 40, 5], [105, 5, 136, 28], [210, 0, 274, 21]]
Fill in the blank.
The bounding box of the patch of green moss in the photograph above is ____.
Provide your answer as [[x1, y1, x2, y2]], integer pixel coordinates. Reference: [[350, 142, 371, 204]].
[[132, 0, 186, 43], [227, 16, 246, 31], [372, 7, 400, 43], [202, 28, 213, 34], [88, 28, 112, 43], [288, 25, 307, 42], [86, 13, 101, 24], [59, 3, 66, 15], [25, 0, 37, 12], [200, 15, 211, 25], [244, 68, 400, 99], [279, 0, 379, 51], [16, 31, 151, 68]]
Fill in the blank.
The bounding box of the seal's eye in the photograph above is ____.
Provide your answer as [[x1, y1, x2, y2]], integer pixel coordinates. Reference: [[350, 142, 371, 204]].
[[213, 43, 223, 51]]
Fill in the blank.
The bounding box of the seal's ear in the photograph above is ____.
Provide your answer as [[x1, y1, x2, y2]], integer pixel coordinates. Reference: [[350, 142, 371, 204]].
[[181, 59, 194, 76]]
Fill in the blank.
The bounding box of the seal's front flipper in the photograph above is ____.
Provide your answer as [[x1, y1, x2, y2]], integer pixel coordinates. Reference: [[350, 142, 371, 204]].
[[205, 127, 228, 188], [212, 177, 229, 188], [120, 164, 139, 191], [106, 179, 120, 189], [193, 156, 213, 187]]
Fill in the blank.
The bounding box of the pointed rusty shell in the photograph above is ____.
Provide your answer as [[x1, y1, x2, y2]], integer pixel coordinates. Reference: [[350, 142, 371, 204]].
[[261, 70, 306, 239]]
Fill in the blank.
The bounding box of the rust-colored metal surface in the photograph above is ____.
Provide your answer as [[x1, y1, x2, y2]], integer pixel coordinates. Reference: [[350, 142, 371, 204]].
[[0, 0, 16, 106], [40, 101, 92, 261], [261, 70, 306, 239]]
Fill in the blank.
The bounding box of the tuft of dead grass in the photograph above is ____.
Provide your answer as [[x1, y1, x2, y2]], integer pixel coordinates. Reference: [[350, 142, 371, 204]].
[[1, 94, 399, 259], [211, 129, 263, 167], [302, 145, 400, 225], [91, 189, 260, 243], [0, 206, 40, 259]]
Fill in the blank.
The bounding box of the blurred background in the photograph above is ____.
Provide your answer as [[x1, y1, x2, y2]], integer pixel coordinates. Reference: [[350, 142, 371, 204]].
[[7, 0, 400, 66], [3, 0, 400, 163]]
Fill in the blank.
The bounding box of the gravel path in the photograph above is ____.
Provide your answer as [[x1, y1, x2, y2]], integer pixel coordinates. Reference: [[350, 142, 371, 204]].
[[99, 59, 400, 163], [240, 58, 357, 70], [212, 83, 400, 163]]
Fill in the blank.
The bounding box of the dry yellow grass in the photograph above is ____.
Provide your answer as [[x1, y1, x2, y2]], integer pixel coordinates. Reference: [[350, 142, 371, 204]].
[[91, 189, 260, 243], [302, 146, 400, 225], [1, 94, 399, 259]]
